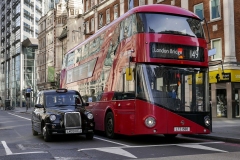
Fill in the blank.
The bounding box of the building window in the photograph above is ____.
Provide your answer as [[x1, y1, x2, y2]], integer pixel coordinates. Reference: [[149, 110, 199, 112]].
[[78, 27, 81, 39], [194, 3, 204, 20], [86, 21, 89, 33], [91, 18, 94, 32], [72, 31, 75, 42], [210, 0, 220, 20], [114, 4, 118, 20], [86, 0, 89, 11], [91, 0, 94, 8], [70, 9, 74, 15], [128, 0, 134, 10], [157, 0, 164, 3], [211, 38, 222, 60], [139, 0, 145, 5], [99, 14, 103, 28], [106, 9, 110, 24]]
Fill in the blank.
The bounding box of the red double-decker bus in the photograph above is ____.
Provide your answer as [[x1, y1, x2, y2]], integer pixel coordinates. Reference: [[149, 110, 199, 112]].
[[60, 4, 211, 138]]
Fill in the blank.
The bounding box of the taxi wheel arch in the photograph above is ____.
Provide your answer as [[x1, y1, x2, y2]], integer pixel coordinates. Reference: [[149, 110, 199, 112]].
[[32, 121, 38, 136], [105, 111, 115, 138], [32, 127, 38, 136]]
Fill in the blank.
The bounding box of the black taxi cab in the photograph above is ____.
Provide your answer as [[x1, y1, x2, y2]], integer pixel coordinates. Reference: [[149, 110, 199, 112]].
[[31, 88, 95, 142]]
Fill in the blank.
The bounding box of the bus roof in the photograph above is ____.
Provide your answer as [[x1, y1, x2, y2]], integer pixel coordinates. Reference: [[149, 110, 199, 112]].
[[129, 4, 199, 19], [66, 4, 200, 55]]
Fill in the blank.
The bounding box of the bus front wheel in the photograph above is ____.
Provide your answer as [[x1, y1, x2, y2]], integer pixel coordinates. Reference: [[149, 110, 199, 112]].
[[105, 112, 115, 138]]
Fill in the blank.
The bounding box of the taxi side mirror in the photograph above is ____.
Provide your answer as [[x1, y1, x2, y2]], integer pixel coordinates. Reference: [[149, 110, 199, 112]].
[[126, 68, 133, 81]]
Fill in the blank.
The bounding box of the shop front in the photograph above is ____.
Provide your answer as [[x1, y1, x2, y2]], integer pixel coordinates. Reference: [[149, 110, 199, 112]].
[[209, 69, 240, 119]]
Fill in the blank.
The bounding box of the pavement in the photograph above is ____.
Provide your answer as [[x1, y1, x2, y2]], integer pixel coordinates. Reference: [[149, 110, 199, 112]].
[[1, 106, 240, 143]]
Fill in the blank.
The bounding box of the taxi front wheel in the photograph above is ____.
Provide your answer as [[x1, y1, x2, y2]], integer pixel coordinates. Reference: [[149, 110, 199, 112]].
[[86, 133, 94, 140], [43, 125, 52, 142]]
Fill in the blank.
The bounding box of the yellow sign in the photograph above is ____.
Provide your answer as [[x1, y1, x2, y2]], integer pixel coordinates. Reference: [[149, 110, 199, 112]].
[[125, 68, 133, 81], [209, 69, 240, 83], [188, 73, 203, 84]]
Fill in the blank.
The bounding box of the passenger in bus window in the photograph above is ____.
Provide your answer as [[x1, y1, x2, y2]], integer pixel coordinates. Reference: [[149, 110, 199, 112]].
[[168, 88, 177, 99]]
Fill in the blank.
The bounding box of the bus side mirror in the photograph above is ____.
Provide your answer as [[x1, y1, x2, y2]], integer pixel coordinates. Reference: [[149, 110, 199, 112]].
[[126, 68, 133, 81]]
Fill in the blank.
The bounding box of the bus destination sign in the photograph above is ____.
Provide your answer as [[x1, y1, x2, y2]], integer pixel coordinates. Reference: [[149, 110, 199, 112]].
[[150, 43, 204, 62]]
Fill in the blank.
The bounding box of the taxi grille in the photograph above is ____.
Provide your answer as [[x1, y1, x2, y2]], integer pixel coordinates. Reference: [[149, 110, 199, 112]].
[[64, 112, 81, 128]]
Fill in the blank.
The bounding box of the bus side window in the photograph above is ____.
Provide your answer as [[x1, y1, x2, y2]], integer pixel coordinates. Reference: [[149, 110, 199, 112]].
[[113, 92, 122, 100], [132, 14, 137, 35]]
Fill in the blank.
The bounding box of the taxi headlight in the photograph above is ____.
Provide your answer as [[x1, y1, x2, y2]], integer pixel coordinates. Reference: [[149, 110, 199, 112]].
[[50, 114, 56, 122], [204, 116, 211, 127], [145, 117, 156, 128], [87, 113, 93, 120]]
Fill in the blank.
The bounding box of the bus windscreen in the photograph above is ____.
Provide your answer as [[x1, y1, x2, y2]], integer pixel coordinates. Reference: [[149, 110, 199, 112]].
[[137, 13, 204, 38]]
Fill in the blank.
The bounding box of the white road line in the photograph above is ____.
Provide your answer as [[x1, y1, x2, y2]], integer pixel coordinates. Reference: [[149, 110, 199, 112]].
[[11, 151, 48, 155], [78, 141, 224, 151], [94, 136, 130, 146], [1, 141, 48, 156], [78, 141, 226, 159], [0, 124, 31, 130], [8, 112, 31, 121], [1, 141, 13, 155]]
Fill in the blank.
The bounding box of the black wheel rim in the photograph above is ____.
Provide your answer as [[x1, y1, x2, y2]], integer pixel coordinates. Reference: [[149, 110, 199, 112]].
[[107, 118, 113, 135]]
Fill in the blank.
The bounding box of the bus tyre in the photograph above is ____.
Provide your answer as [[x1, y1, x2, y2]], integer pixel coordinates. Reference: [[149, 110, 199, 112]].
[[43, 125, 51, 142], [105, 112, 115, 138], [164, 134, 178, 139], [86, 133, 94, 140]]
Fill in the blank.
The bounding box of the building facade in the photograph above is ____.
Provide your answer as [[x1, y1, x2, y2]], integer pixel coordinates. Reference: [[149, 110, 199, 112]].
[[36, 0, 84, 91], [0, 0, 44, 107]]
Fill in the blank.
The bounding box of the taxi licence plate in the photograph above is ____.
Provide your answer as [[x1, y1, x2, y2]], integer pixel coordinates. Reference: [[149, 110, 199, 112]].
[[66, 129, 82, 134], [174, 127, 190, 132]]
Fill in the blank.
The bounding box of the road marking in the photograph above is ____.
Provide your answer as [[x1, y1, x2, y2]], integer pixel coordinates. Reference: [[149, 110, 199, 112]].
[[94, 136, 130, 146], [8, 113, 31, 121], [96, 148, 137, 158], [1, 141, 13, 155], [17, 144, 26, 150], [0, 124, 31, 130], [78, 141, 226, 158], [1, 141, 48, 156], [11, 151, 48, 155], [176, 144, 228, 152]]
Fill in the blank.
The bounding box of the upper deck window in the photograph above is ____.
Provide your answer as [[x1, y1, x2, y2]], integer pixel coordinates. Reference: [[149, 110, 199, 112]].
[[194, 3, 204, 20], [136, 13, 204, 38]]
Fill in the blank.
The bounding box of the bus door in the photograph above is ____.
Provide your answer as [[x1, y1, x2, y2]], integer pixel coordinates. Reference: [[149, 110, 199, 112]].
[[113, 92, 136, 135]]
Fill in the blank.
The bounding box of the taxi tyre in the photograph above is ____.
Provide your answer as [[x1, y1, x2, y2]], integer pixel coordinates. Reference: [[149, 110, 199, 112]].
[[86, 132, 94, 140], [43, 124, 52, 142], [105, 112, 115, 138], [164, 134, 178, 138]]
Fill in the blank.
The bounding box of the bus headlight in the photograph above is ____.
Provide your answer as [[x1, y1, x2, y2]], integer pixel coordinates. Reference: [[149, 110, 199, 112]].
[[87, 113, 93, 120], [204, 116, 211, 127], [145, 117, 156, 128], [50, 114, 56, 122]]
